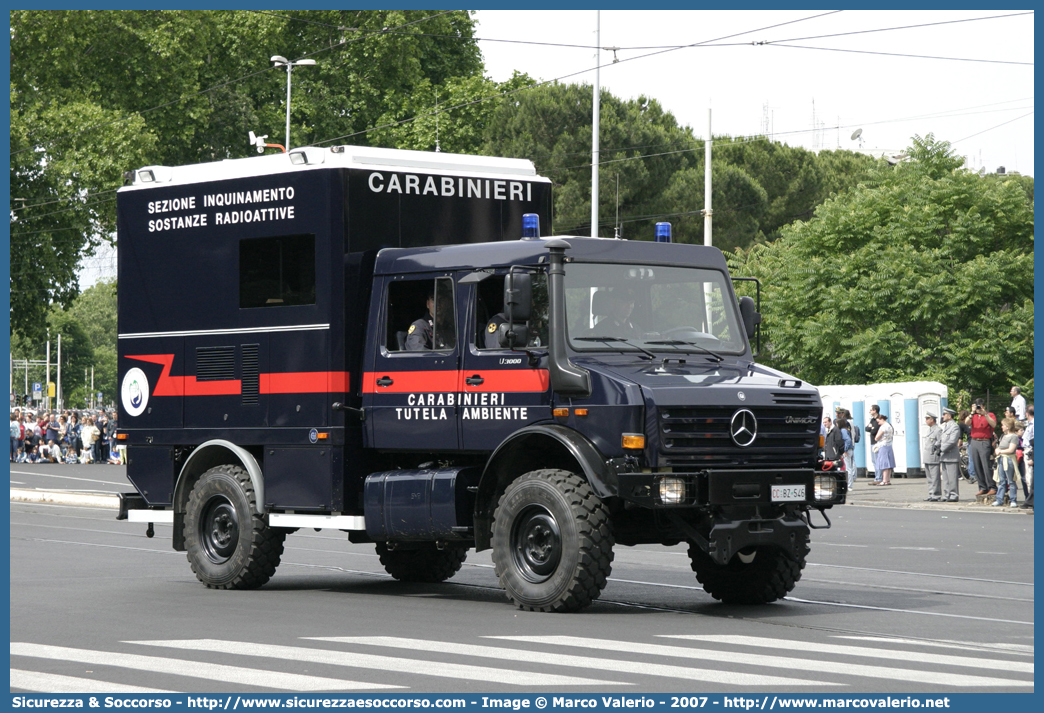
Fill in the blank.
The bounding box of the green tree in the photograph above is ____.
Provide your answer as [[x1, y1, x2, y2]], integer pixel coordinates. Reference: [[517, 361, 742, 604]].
[[481, 83, 698, 239], [730, 135, 1034, 396]]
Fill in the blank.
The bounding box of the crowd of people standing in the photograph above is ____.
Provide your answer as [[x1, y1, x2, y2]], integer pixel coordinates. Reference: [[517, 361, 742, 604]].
[[9, 407, 121, 465], [822, 386, 1033, 510]]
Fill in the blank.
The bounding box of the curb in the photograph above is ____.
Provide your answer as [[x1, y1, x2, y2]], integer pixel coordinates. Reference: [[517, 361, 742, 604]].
[[10, 488, 119, 509]]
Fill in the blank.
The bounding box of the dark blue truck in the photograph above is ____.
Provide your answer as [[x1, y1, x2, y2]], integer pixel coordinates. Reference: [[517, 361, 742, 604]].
[[116, 145, 845, 612]]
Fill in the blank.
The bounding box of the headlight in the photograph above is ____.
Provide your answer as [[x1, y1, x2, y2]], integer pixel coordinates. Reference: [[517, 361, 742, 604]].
[[814, 474, 838, 501], [658, 476, 687, 505]]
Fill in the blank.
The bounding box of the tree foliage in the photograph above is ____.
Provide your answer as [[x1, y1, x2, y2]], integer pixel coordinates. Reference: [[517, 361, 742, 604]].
[[480, 83, 873, 247], [730, 135, 1034, 396]]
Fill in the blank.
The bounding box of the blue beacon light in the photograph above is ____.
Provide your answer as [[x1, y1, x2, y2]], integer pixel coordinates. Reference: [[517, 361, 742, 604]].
[[522, 213, 541, 239], [655, 222, 672, 243]]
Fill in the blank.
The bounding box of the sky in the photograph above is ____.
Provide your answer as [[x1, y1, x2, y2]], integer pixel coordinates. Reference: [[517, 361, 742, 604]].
[[473, 9, 1034, 176]]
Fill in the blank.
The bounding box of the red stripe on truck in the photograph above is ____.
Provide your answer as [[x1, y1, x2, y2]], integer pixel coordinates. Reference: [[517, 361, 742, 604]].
[[125, 354, 348, 396]]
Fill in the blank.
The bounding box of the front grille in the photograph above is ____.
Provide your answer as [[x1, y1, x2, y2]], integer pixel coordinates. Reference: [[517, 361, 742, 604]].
[[771, 390, 819, 406], [659, 405, 819, 469]]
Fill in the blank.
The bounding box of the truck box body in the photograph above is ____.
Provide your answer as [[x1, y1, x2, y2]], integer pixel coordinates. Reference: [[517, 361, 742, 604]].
[[118, 148, 550, 511]]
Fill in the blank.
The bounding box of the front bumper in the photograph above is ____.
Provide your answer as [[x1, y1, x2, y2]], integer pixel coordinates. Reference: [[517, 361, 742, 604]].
[[616, 468, 847, 508]]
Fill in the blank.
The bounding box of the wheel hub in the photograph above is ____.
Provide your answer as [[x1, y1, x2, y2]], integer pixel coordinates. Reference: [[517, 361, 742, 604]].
[[200, 496, 239, 563], [511, 506, 562, 583]]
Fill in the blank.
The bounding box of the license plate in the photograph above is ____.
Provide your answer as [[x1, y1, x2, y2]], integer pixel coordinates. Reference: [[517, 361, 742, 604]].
[[771, 484, 806, 502]]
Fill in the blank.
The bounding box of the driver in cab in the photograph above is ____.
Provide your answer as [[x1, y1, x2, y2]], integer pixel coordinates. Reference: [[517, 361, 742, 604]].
[[596, 288, 640, 339]]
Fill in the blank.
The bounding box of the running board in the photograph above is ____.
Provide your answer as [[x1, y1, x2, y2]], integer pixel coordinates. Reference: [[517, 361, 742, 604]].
[[269, 513, 366, 530]]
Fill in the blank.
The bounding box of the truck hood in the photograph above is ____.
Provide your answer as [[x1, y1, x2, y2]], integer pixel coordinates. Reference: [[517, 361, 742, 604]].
[[581, 358, 820, 409]]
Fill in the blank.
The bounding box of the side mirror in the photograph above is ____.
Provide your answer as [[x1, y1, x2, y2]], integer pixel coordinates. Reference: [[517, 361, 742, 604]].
[[504, 272, 532, 322], [738, 295, 761, 340], [499, 271, 532, 349], [497, 323, 530, 349]]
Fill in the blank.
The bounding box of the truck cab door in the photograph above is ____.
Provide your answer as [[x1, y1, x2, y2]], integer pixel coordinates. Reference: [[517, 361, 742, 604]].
[[459, 272, 552, 451], [364, 275, 460, 452]]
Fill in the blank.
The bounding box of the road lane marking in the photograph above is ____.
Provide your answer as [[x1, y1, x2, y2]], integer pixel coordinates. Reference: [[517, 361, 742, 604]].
[[10, 668, 175, 694], [130, 639, 621, 688], [10, 470, 128, 486], [492, 635, 1030, 688], [11, 643, 389, 691], [784, 596, 1034, 626], [834, 636, 1034, 656], [668, 635, 1034, 673], [805, 563, 1033, 586], [317, 636, 839, 688]]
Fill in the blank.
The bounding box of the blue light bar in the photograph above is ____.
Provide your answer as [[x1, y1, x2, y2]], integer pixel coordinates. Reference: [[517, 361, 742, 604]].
[[522, 213, 540, 239], [655, 222, 672, 243]]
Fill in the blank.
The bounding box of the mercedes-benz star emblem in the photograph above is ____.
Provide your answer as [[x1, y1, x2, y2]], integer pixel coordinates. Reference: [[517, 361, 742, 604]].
[[730, 409, 758, 447]]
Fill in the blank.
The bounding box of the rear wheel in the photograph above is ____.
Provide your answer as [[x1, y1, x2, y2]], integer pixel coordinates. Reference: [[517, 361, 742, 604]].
[[376, 542, 468, 583], [184, 464, 285, 589], [492, 469, 613, 612], [688, 544, 804, 604]]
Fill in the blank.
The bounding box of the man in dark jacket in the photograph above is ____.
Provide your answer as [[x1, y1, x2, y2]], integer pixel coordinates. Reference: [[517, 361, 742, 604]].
[[823, 416, 844, 461]]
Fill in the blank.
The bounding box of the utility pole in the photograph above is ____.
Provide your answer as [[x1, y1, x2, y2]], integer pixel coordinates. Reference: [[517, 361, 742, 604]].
[[56, 333, 62, 411], [45, 334, 50, 412], [591, 10, 600, 239], [703, 109, 713, 247]]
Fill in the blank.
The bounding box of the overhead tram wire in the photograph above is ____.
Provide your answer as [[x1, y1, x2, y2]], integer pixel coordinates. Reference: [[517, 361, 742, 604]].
[[763, 44, 1032, 67], [953, 110, 1035, 144], [11, 10, 461, 157], [760, 11, 1032, 45], [312, 10, 844, 147]]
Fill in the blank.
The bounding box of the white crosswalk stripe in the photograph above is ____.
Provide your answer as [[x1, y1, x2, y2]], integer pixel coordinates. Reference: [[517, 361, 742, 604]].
[[11, 643, 398, 692], [130, 639, 621, 687], [667, 635, 1035, 674], [10, 669, 174, 694], [314, 636, 840, 687], [493, 635, 1032, 688], [11, 631, 1034, 692]]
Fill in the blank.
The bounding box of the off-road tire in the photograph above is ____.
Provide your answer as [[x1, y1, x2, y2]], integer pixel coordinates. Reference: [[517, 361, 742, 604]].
[[492, 469, 613, 612], [688, 544, 804, 604], [376, 542, 468, 583], [184, 464, 285, 589]]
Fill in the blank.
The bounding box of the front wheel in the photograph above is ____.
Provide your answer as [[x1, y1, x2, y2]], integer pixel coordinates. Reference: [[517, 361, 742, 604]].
[[492, 469, 613, 612], [184, 464, 285, 589], [688, 544, 805, 604]]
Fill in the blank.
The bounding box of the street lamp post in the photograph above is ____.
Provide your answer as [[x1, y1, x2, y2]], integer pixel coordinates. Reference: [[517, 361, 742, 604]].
[[270, 55, 316, 150]]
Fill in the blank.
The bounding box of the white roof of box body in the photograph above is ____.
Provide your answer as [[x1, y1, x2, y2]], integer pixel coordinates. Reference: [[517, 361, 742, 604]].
[[121, 144, 548, 191]]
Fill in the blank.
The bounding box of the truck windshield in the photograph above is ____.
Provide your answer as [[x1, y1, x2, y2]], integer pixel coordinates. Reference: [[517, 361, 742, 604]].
[[564, 262, 746, 356]]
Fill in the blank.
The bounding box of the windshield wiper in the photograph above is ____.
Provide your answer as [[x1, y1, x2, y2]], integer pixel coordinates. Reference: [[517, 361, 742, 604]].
[[574, 336, 657, 360], [645, 339, 724, 363]]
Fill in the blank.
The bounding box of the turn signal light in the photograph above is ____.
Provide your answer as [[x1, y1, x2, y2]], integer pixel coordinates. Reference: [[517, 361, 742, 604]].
[[116, 433, 128, 440], [622, 434, 645, 449], [316, 432, 329, 440], [574, 408, 589, 416], [553, 408, 569, 417]]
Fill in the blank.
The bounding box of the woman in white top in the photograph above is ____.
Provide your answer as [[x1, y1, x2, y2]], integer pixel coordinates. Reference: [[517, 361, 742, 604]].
[[873, 414, 896, 486]]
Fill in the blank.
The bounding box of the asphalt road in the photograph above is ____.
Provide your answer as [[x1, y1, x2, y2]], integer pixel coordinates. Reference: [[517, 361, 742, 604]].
[[9, 464, 1034, 694]]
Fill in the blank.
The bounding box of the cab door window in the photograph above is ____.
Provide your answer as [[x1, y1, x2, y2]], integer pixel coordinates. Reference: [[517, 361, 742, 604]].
[[384, 277, 456, 352], [474, 273, 548, 350]]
